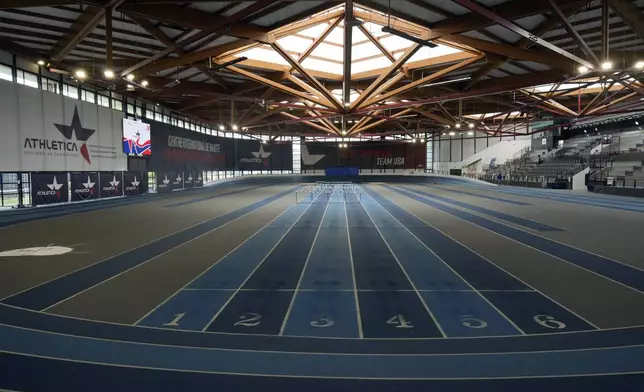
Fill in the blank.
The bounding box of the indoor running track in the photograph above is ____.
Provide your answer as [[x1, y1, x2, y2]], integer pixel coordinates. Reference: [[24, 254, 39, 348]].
[[1, 178, 644, 391]]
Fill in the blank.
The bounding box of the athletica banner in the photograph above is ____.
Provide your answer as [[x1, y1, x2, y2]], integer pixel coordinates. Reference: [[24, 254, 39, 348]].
[[70, 172, 98, 202], [156, 172, 174, 194], [99, 172, 123, 198], [123, 172, 143, 196], [171, 172, 184, 190], [237, 141, 293, 171], [30, 172, 68, 206], [0, 79, 126, 172]]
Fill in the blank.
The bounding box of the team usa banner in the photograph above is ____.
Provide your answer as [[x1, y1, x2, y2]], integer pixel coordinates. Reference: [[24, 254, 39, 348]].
[[70, 172, 98, 202], [31, 172, 69, 206]]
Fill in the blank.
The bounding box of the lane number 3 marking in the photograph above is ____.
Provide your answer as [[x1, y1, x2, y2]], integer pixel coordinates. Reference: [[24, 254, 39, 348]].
[[311, 317, 335, 328], [461, 315, 488, 329], [534, 314, 566, 330], [387, 314, 413, 328], [234, 313, 262, 327], [163, 313, 186, 327]]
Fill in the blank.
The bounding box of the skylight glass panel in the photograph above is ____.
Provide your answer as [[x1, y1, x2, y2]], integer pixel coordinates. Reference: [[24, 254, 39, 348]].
[[310, 42, 344, 61], [379, 35, 414, 51], [352, 42, 382, 61], [324, 26, 345, 45], [361, 22, 387, 37], [352, 57, 392, 74], [352, 27, 368, 44], [408, 44, 461, 62], [298, 22, 333, 38], [277, 35, 313, 53], [301, 58, 343, 75]]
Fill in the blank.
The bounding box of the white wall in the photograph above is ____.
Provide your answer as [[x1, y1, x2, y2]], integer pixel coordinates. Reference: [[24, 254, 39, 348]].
[[432, 131, 530, 173], [572, 168, 590, 190]]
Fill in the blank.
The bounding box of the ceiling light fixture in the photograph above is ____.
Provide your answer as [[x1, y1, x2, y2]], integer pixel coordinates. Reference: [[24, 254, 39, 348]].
[[232, 124, 239, 131], [449, 131, 455, 136], [382, 26, 438, 48], [455, 123, 461, 129], [468, 131, 474, 136], [468, 123, 474, 129], [219, 125, 225, 131], [419, 76, 471, 88], [126, 74, 135, 81], [141, 80, 149, 87], [635, 61, 644, 70], [75, 69, 87, 79], [37, 60, 45, 66], [601, 61, 612, 70], [578, 66, 589, 73], [104, 69, 114, 79]]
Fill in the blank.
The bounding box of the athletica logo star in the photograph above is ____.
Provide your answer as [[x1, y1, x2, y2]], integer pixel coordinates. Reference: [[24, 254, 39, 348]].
[[82, 176, 95, 192], [109, 175, 120, 188], [176, 174, 182, 182], [131, 177, 140, 187], [252, 145, 272, 159], [162, 176, 170, 185], [187, 175, 193, 182], [54, 107, 96, 164], [48, 177, 63, 193]]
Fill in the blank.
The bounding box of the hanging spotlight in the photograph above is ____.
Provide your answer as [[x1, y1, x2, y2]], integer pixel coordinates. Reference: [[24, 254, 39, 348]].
[[141, 80, 149, 87], [578, 66, 589, 73], [219, 125, 225, 131], [37, 60, 45, 66], [455, 123, 461, 129], [420, 138, 425, 143], [232, 124, 239, 131], [449, 131, 455, 136], [468, 123, 474, 129], [75, 69, 87, 80], [104, 69, 114, 79], [601, 61, 612, 70], [635, 61, 644, 70], [126, 74, 135, 81], [411, 138, 417, 143]]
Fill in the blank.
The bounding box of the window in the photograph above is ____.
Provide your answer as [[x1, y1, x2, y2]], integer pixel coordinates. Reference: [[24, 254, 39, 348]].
[[146, 110, 154, 119], [0, 64, 12, 81], [127, 104, 135, 114], [112, 100, 123, 111], [154, 112, 162, 122], [163, 115, 170, 124], [292, 138, 301, 174], [16, 70, 38, 88], [98, 95, 110, 107], [426, 141, 433, 173], [178, 120, 184, 128], [81, 89, 95, 103], [136, 105, 143, 117], [62, 84, 78, 99], [43, 77, 59, 94]]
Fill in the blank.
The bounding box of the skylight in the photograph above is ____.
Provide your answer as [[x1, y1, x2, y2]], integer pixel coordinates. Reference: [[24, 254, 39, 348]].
[[232, 4, 466, 77]]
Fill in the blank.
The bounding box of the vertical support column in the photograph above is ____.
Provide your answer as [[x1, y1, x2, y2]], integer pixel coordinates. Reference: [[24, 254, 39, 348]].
[[342, 0, 353, 135], [601, 0, 609, 63], [105, 7, 113, 72]]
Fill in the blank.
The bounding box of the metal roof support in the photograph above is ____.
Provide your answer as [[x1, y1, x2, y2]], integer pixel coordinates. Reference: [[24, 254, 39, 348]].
[[343, 0, 354, 134], [547, 0, 599, 66], [452, 0, 594, 70]]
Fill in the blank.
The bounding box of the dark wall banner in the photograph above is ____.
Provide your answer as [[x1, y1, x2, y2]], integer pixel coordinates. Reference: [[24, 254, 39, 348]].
[[156, 172, 174, 193], [70, 172, 98, 202], [194, 172, 203, 187], [124, 172, 143, 196], [148, 120, 292, 172], [236, 141, 293, 171], [100, 172, 123, 198], [31, 172, 68, 206], [184, 172, 194, 188], [171, 172, 184, 190], [301, 142, 426, 170]]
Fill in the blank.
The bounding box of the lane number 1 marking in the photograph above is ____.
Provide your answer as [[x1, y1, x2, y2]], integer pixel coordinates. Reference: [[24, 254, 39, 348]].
[[163, 313, 186, 327]]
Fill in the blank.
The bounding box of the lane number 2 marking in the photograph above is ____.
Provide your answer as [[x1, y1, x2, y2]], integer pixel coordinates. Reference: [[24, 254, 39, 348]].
[[534, 314, 566, 330], [387, 314, 413, 328], [311, 317, 335, 328], [234, 313, 262, 327], [461, 315, 488, 329], [163, 313, 186, 327]]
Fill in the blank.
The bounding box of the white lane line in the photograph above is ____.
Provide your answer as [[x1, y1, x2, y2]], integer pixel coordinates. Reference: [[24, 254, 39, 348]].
[[361, 186, 525, 336], [200, 193, 322, 332], [357, 188, 447, 338], [379, 185, 601, 330], [278, 195, 331, 335], [345, 192, 364, 339]]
